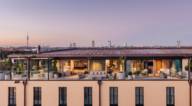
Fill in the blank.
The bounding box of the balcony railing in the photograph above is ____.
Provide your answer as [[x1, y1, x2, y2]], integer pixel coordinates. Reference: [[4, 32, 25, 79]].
[[0, 69, 190, 80]]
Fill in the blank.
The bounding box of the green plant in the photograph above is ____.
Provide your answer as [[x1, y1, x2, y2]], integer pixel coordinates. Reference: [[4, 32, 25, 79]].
[[128, 71, 132, 75], [51, 60, 58, 71], [133, 70, 141, 75], [0, 59, 12, 70], [185, 62, 192, 71], [141, 71, 148, 76], [16, 62, 24, 74]]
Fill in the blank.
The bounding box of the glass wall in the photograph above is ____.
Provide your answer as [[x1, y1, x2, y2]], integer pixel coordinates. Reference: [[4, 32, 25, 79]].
[[0, 59, 12, 80], [1, 57, 190, 80], [30, 59, 49, 80], [52, 59, 88, 80], [106, 59, 124, 72], [126, 58, 188, 79], [12, 59, 27, 80], [90, 60, 105, 71]]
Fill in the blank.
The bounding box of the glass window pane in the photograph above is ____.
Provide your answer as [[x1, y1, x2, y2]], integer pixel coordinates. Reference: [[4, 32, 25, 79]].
[[110, 87, 118, 106], [84, 87, 92, 106], [135, 87, 144, 106], [166, 87, 175, 106], [59, 87, 67, 105], [8, 87, 16, 106], [34, 87, 41, 106]]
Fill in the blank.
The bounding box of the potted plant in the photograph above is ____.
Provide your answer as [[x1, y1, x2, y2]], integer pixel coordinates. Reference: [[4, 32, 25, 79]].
[[127, 71, 133, 79], [0, 59, 12, 80], [16, 62, 24, 75], [141, 71, 148, 76], [185, 63, 192, 72], [133, 70, 141, 78]]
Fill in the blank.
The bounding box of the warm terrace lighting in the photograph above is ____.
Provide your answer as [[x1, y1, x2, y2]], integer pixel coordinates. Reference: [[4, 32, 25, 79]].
[[0, 1, 192, 106]]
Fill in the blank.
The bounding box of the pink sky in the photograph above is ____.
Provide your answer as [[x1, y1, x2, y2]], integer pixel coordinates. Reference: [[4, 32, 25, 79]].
[[0, 0, 192, 47]]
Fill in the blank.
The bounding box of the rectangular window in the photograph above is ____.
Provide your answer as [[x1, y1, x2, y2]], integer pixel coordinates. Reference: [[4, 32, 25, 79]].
[[34, 87, 41, 106], [166, 87, 175, 106], [59, 87, 67, 106], [110, 87, 118, 106], [135, 87, 144, 106], [84, 87, 92, 106], [8, 87, 16, 106]]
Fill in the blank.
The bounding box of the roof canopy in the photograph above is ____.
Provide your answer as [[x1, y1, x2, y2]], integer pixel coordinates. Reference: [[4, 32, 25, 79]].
[[8, 47, 192, 58]]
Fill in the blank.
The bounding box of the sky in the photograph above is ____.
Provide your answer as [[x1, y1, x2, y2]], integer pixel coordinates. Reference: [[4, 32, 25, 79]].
[[0, 0, 192, 47]]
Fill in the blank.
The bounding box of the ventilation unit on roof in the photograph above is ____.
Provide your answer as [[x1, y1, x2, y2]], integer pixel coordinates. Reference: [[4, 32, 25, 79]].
[[177, 40, 181, 48]]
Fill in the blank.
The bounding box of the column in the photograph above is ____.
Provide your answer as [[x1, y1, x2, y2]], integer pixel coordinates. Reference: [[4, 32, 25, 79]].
[[88, 58, 90, 71], [27, 58, 31, 80], [70, 60, 74, 72], [189, 58, 191, 81], [47, 58, 51, 80], [124, 57, 127, 73], [105, 59, 109, 72]]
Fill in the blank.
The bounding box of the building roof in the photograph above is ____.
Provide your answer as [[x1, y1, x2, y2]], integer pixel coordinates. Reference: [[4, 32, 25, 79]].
[[8, 46, 192, 58]]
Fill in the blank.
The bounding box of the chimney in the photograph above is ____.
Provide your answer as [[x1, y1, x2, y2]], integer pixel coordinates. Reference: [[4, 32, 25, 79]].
[[69, 43, 73, 48], [27, 33, 29, 48], [125, 42, 128, 47], [72, 43, 76, 47], [92, 40, 95, 47], [177, 40, 181, 48], [37, 45, 41, 54], [108, 40, 112, 48]]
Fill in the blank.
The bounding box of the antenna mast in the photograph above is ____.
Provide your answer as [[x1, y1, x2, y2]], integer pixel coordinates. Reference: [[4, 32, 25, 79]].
[[177, 40, 181, 48], [27, 32, 29, 48]]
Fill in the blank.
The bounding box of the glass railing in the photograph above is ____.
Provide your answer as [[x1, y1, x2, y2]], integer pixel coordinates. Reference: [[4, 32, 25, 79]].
[[0, 70, 190, 80], [0, 71, 11, 80]]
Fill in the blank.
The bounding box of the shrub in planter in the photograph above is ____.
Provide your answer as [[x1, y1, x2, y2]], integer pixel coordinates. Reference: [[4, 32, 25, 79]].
[[133, 70, 141, 76]]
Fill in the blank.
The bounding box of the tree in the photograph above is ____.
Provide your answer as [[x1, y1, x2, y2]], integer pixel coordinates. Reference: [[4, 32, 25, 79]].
[[0, 59, 12, 71], [185, 61, 192, 71]]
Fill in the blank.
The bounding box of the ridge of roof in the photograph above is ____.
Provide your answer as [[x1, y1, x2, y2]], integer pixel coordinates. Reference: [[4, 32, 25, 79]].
[[40, 46, 192, 53]]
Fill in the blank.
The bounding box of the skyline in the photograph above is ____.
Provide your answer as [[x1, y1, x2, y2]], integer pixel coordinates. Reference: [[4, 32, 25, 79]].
[[0, 1, 192, 106], [0, 0, 192, 47]]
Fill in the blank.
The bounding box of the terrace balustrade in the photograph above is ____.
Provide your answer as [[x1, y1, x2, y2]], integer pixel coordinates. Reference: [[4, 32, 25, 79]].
[[0, 58, 191, 80]]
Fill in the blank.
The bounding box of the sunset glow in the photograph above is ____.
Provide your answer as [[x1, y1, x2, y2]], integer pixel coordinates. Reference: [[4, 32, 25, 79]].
[[0, 0, 192, 47]]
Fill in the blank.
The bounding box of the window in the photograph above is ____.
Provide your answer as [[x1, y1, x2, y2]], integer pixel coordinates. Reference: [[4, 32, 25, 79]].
[[8, 87, 16, 106], [110, 87, 118, 106], [59, 87, 67, 106], [34, 87, 41, 106], [84, 87, 92, 106], [166, 87, 175, 106], [135, 87, 144, 106]]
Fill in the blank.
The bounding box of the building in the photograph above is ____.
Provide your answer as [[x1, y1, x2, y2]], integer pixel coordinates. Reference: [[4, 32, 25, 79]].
[[0, 47, 35, 60], [0, 47, 192, 106]]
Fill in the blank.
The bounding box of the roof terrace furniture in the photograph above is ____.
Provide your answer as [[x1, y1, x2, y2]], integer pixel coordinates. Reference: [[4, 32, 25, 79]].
[[0, 72, 5, 80], [87, 71, 107, 80], [12, 74, 23, 80]]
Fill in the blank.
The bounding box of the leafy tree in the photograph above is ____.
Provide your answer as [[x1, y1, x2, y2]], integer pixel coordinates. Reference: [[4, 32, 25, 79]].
[[0, 59, 12, 71], [185, 61, 192, 71]]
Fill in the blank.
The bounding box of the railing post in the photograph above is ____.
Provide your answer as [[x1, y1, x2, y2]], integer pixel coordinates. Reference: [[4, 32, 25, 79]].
[[188, 58, 191, 82], [88, 57, 90, 71], [27, 57, 31, 80], [188, 57, 192, 106], [47, 58, 51, 80], [10, 59, 13, 80], [124, 57, 127, 76]]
